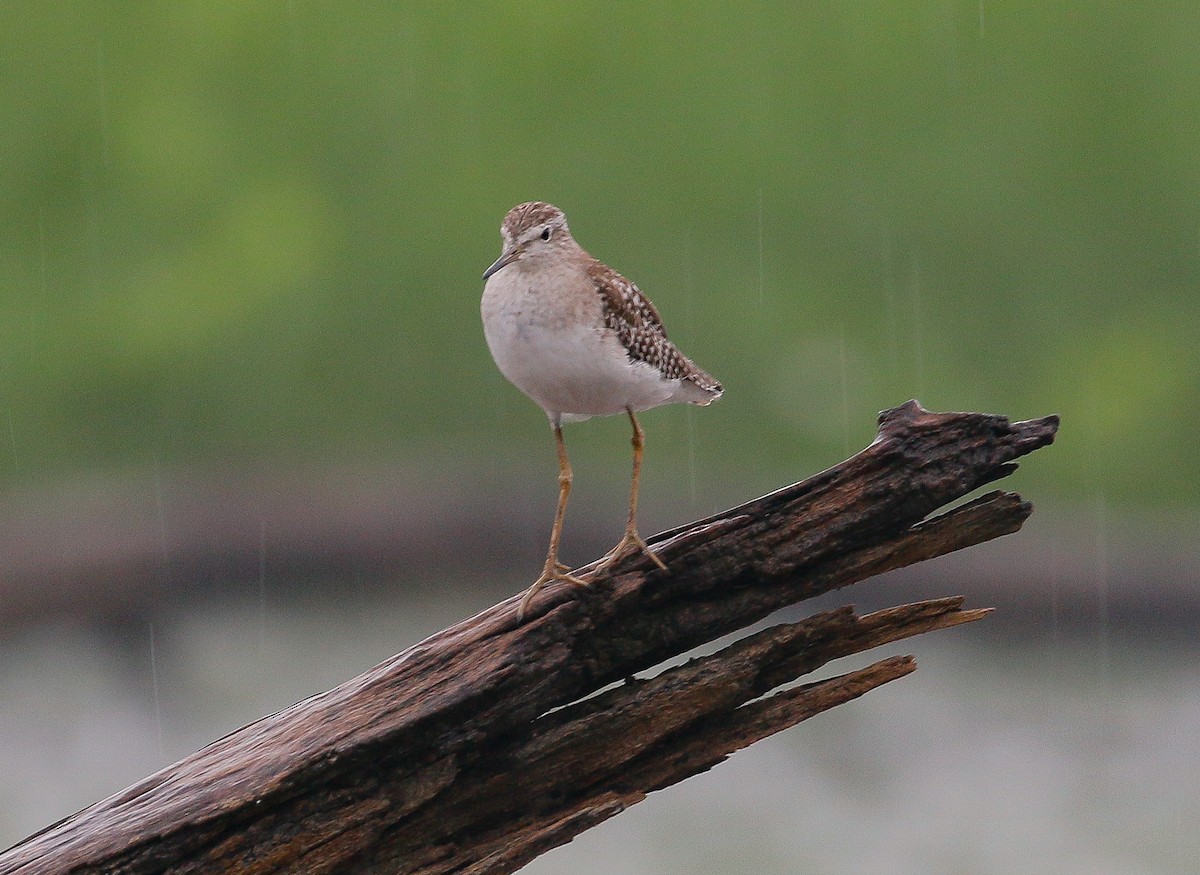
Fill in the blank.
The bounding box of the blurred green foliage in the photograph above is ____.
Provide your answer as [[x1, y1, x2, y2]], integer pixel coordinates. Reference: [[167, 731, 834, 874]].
[[1, 2, 1197, 505]]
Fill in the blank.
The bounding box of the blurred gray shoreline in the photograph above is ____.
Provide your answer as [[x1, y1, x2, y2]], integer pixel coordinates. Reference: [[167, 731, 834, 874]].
[[2, 462, 1193, 639]]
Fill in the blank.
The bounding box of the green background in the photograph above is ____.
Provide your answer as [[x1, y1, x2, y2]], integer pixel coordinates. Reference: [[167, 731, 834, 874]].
[[3, 2, 1196, 506]]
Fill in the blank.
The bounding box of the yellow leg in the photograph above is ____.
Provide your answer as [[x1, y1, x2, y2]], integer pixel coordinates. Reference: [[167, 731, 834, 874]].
[[518, 425, 589, 620], [595, 409, 668, 575]]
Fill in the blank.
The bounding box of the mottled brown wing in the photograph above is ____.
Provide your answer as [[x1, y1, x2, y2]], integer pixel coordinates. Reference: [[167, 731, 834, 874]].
[[587, 258, 722, 393], [587, 258, 667, 337]]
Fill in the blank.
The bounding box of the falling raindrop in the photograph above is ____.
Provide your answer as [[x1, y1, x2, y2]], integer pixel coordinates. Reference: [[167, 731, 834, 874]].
[[686, 405, 699, 510], [881, 227, 899, 373], [5, 410, 17, 476], [0, 338, 18, 476], [37, 207, 49, 296], [94, 37, 110, 167], [286, 0, 299, 55], [78, 140, 100, 297], [398, 18, 420, 109], [756, 188, 765, 307], [838, 325, 851, 456], [1093, 493, 1112, 694], [1047, 531, 1063, 681], [152, 455, 171, 585], [35, 208, 49, 371], [257, 520, 268, 655], [978, 0, 986, 38], [681, 230, 700, 511], [148, 621, 165, 761], [909, 248, 925, 398]]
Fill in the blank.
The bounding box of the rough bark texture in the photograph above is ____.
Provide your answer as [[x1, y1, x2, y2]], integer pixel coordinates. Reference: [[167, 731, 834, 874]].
[[0, 402, 1058, 875]]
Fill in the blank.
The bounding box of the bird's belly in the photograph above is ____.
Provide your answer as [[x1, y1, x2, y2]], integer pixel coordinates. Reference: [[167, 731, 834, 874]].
[[484, 317, 674, 420]]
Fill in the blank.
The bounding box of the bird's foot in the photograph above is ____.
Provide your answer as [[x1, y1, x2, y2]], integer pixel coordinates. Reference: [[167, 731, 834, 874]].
[[517, 560, 590, 621], [593, 527, 668, 576]]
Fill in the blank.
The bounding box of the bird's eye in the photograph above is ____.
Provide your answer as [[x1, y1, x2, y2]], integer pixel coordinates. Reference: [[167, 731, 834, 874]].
[[540, 227, 551, 241]]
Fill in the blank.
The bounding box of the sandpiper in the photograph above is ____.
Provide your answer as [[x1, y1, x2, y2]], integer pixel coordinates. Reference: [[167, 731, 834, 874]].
[[481, 202, 722, 619]]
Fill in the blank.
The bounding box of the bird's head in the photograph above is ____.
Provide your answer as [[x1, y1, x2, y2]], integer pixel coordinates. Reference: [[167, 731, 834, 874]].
[[482, 202, 573, 280]]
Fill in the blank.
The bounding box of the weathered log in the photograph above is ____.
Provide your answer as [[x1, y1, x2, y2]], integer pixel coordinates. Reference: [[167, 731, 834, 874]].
[[0, 401, 1058, 875]]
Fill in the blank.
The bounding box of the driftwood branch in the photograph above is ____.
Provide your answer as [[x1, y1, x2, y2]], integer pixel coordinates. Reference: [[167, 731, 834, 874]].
[[0, 401, 1058, 875]]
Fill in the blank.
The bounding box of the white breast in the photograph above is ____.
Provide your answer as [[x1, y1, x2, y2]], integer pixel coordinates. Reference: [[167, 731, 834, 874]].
[[481, 262, 683, 423]]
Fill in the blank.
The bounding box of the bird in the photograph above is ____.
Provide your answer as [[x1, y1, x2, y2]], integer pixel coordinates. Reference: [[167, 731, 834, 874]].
[[480, 202, 722, 619]]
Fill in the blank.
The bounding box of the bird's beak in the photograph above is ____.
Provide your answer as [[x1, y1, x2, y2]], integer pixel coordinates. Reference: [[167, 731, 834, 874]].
[[482, 246, 521, 281]]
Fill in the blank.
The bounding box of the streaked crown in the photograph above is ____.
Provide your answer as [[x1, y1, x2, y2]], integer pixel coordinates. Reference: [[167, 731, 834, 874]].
[[502, 202, 570, 243]]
